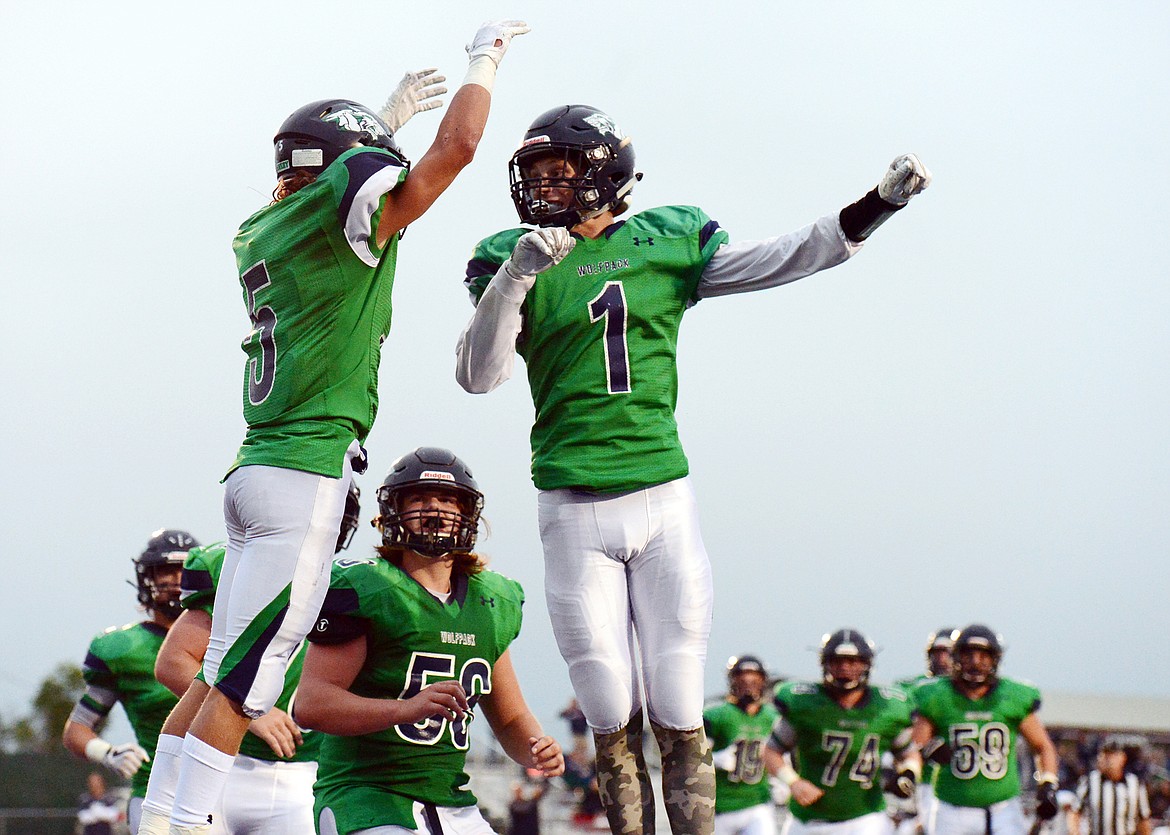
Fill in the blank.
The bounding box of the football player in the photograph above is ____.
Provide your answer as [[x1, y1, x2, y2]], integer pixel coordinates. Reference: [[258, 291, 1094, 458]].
[[63, 529, 198, 834], [454, 103, 931, 835], [160, 24, 530, 835], [893, 629, 955, 834], [295, 447, 564, 835], [704, 656, 781, 835], [766, 629, 920, 835], [138, 483, 360, 834], [911, 624, 1060, 835]]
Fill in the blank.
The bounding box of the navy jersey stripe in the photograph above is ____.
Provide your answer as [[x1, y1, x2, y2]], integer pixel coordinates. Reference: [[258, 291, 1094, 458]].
[[217, 606, 288, 705], [337, 150, 405, 230], [699, 218, 722, 250], [83, 650, 110, 673]]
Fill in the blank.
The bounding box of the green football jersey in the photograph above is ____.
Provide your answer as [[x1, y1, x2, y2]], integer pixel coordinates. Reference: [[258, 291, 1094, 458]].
[[894, 674, 943, 786], [179, 543, 318, 763], [80, 622, 179, 797], [465, 206, 729, 492], [913, 676, 1041, 808], [773, 681, 914, 823], [309, 557, 525, 832], [230, 147, 408, 479], [703, 699, 780, 813]]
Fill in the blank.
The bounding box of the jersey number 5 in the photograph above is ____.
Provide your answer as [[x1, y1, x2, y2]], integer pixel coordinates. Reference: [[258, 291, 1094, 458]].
[[588, 281, 632, 394], [241, 261, 278, 406]]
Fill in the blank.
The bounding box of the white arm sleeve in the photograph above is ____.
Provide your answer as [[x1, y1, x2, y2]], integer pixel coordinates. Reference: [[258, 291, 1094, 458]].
[[695, 213, 862, 300], [455, 262, 535, 394]]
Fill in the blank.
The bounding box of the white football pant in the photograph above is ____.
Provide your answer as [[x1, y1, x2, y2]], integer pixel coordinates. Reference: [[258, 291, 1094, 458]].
[[209, 441, 359, 716], [781, 811, 892, 835], [716, 802, 778, 835], [319, 803, 497, 834], [219, 756, 315, 833], [932, 797, 1026, 835], [539, 476, 714, 733]]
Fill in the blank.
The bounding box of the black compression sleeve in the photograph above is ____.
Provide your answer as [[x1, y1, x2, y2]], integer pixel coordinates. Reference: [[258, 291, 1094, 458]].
[[839, 188, 903, 243]]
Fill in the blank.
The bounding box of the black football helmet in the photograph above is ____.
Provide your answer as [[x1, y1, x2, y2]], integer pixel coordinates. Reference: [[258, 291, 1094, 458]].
[[726, 655, 768, 708], [274, 99, 408, 180], [925, 627, 956, 677], [509, 105, 641, 228], [951, 624, 1004, 686], [374, 447, 484, 559], [820, 629, 875, 693], [134, 529, 199, 620], [335, 482, 361, 553]]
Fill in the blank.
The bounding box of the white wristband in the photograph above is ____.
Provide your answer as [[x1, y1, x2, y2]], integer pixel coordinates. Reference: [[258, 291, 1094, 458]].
[[462, 55, 497, 93], [778, 763, 800, 786], [84, 737, 112, 763]]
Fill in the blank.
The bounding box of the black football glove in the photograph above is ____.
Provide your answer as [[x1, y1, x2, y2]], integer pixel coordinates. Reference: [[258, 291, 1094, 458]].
[[922, 738, 953, 766], [1035, 779, 1059, 821]]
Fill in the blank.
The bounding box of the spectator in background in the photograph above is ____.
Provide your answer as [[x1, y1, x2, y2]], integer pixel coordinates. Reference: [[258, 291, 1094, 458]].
[[510, 769, 548, 835], [78, 772, 122, 835], [1068, 735, 1152, 835]]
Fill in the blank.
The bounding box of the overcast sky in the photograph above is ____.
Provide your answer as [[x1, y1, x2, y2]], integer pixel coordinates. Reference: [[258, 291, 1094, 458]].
[[2, 1, 1167, 748]]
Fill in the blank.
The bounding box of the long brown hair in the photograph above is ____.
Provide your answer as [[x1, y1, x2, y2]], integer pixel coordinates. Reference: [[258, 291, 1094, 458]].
[[271, 171, 317, 203]]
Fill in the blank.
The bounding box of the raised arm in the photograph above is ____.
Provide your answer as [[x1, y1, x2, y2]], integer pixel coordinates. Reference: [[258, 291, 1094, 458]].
[[376, 20, 529, 246], [696, 154, 931, 299]]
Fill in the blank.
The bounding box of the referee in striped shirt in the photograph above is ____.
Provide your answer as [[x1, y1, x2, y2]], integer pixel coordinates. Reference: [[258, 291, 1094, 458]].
[[1067, 735, 1152, 835]]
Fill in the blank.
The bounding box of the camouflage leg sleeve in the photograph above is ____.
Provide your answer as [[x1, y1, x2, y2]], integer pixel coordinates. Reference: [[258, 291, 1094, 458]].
[[593, 709, 655, 835], [651, 721, 716, 835]]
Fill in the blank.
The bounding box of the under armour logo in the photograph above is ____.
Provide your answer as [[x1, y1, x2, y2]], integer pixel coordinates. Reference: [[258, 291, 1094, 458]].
[[480, 595, 495, 607], [632, 236, 654, 246]]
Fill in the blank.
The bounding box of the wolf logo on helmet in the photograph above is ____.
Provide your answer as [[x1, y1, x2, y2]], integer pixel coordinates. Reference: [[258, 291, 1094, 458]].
[[134, 529, 199, 621], [273, 99, 409, 179], [373, 447, 484, 558]]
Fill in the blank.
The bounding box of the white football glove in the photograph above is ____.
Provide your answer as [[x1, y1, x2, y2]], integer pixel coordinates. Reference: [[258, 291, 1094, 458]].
[[466, 20, 530, 67], [379, 68, 448, 134], [878, 153, 932, 205], [505, 228, 576, 278], [711, 744, 737, 772], [85, 738, 150, 779]]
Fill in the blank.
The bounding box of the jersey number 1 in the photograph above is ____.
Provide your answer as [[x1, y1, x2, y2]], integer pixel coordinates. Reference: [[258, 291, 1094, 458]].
[[588, 281, 632, 394], [241, 261, 278, 406]]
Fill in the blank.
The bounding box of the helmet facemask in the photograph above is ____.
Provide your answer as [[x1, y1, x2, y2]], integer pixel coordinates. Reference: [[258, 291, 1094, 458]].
[[143, 563, 184, 621], [376, 483, 482, 559], [508, 105, 640, 228]]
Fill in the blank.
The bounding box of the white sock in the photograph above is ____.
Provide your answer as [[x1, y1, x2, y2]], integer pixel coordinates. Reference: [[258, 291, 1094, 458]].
[[169, 733, 235, 828], [141, 733, 185, 817]]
